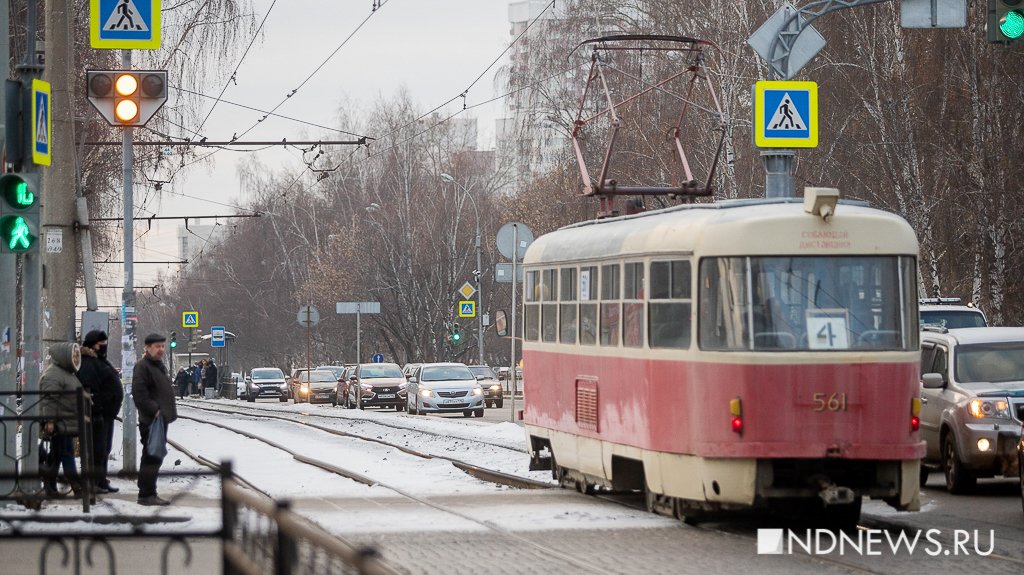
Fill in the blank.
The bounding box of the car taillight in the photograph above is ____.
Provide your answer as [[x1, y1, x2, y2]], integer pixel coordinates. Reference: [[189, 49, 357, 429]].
[[730, 398, 743, 435]]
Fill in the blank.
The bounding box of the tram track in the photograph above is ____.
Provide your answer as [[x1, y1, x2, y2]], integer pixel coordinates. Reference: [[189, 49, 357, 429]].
[[174, 408, 625, 574], [176, 401, 550, 490]]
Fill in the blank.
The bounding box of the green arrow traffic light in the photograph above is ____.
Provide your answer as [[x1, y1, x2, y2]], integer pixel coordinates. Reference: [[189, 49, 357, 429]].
[[0, 174, 38, 253], [1002, 10, 1024, 39]]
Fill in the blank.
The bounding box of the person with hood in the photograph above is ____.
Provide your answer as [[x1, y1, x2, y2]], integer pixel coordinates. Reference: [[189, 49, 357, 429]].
[[174, 367, 190, 399], [77, 330, 124, 494], [40, 342, 86, 497], [190, 362, 202, 396], [203, 358, 219, 395], [132, 333, 178, 506]]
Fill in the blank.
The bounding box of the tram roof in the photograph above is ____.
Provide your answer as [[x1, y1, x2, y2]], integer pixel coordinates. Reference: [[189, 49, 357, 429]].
[[524, 198, 918, 265]]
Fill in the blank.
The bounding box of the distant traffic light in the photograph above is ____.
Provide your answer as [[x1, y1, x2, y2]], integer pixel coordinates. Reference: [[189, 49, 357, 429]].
[[0, 173, 39, 253], [86, 70, 168, 126], [990, 0, 1024, 42], [451, 324, 462, 343], [169, 332, 178, 349]]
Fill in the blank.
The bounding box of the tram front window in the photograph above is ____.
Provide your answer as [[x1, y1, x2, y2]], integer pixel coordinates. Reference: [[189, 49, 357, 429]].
[[699, 256, 917, 352]]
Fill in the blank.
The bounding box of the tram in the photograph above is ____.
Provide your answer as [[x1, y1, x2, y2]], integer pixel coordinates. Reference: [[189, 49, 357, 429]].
[[521, 190, 924, 525]]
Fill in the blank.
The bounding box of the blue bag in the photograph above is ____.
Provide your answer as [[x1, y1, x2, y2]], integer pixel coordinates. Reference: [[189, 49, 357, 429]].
[[146, 414, 167, 459]]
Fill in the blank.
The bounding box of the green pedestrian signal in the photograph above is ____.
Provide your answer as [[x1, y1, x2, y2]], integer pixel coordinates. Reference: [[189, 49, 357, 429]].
[[991, 1, 1024, 43], [0, 174, 39, 253], [1002, 10, 1024, 39]]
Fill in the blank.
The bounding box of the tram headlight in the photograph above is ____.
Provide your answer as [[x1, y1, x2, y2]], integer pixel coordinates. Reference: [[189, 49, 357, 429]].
[[968, 399, 1011, 420]]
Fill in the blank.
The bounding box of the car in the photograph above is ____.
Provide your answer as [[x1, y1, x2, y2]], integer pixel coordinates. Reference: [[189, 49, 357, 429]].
[[406, 363, 485, 418], [1019, 422, 1024, 516], [293, 369, 339, 404], [344, 363, 407, 410], [920, 298, 987, 329], [231, 372, 245, 399], [919, 327, 1024, 494], [402, 363, 422, 379], [246, 367, 289, 402], [317, 365, 346, 381], [334, 364, 359, 407], [467, 365, 503, 408]]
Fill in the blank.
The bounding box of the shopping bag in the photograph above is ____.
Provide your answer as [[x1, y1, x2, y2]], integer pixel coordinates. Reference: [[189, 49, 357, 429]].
[[146, 414, 168, 459]]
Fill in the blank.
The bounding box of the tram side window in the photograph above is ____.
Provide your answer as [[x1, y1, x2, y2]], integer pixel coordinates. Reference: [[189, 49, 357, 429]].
[[560, 267, 578, 344], [579, 266, 598, 345], [649, 260, 692, 349], [541, 269, 558, 342], [699, 258, 750, 351], [524, 270, 540, 341], [600, 264, 621, 346], [623, 262, 645, 348]]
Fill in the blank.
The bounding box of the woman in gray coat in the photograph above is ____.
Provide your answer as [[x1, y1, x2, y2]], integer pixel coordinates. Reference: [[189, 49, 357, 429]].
[[40, 342, 86, 496]]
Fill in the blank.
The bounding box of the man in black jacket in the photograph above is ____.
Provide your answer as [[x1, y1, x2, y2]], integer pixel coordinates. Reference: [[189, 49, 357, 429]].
[[203, 358, 219, 396], [132, 333, 178, 506], [77, 330, 124, 494], [173, 367, 190, 399]]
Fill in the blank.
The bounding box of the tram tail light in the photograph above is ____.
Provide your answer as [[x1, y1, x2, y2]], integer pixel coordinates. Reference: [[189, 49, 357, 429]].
[[730, 398, 743, 435], [911, 398, 921, 432]]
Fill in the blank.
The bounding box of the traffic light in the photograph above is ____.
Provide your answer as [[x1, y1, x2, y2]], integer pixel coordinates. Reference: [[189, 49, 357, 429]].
[[0, 173, 39, 253], [990, 0, 1024, 42], [451, 324, 462, 343], [86, 70, 168, 126], [170, 332, 178, 349]]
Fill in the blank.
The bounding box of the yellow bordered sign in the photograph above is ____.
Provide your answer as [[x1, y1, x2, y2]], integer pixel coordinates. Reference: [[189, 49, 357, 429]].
[[90, 0, 162, 50], [182, 311, 199, 328], [754, 80, 818, 149], [31, 80, 51, 166], [457, 301, 476, 318]]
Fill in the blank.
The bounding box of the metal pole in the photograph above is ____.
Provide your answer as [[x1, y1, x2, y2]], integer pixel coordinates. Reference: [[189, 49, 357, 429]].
[[762, 150, 796, 199], [356, 309, 361, 364], [509, 224, 518, 422], [306, 308, 311, 390], [476, 226, 484, 365], [120, 49, 138, 475], [0, 0, 16, 498]]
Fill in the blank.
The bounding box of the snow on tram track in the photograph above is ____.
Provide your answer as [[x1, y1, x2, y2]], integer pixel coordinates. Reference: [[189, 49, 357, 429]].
[[177, 400, 551, 488], [172, 408, 630, 574]]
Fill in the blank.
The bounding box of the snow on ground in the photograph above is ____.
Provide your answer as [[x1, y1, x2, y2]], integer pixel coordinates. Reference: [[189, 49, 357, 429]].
[[180, 399, 555, 483]]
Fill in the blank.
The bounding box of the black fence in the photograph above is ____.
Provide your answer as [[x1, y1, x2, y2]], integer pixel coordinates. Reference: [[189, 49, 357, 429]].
[[1, 463, 398, 575], [0, 389, 96, 512]]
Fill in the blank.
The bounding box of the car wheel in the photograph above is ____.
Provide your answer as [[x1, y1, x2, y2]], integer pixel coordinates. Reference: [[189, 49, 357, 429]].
[[919, 465, 930, 488], [408, 397, 417, 415], [943, 432, 976, 494], [248, 395, 255, 403], [463, 410, 472, 418], [495, 399, 503, 409], [474, 409, 484, 418], [357, 396, 364, 410], [279, 396, 287, 402], [1019, 452, 1024, 517], [396, 402, 405, 412]]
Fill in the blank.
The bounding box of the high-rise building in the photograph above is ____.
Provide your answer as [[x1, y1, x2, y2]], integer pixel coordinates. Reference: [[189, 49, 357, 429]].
[[177, 223, 228, 264]]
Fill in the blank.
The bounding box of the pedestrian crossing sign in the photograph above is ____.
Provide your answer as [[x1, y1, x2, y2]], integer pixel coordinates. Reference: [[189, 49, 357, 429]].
[[458, 301, 476, 318], [182, 311, 199, 328], [91, 0, 161, 50], [31, 80, 51, 166], [754, 80, 818, 149]]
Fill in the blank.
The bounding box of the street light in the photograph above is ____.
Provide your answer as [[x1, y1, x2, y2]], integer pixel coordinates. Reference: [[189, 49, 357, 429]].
[[440, 173, 484, 365]]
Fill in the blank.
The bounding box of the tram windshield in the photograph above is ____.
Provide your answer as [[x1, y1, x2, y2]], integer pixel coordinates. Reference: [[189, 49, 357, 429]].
[[699, 256, 918, 352]]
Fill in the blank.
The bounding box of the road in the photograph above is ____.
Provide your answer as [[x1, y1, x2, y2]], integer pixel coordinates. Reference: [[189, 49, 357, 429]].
[[162, 398, 1024, 574]]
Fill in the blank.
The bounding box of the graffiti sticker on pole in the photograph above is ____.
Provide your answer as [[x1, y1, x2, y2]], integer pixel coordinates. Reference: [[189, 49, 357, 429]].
[[754, 80, 818, 149]]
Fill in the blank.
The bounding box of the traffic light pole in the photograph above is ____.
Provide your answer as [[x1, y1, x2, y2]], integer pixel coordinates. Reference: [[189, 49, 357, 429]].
[[0, 0, 15, 498], [120, 50, 139, 475]]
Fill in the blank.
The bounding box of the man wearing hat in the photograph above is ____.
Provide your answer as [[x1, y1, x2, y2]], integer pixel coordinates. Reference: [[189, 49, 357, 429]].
[[132, 333, 178, 506], [77, 330, 124, 493]]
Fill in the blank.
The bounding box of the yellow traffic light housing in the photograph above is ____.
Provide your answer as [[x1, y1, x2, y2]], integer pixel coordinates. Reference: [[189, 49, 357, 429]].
[[86, 70, 168, 126]]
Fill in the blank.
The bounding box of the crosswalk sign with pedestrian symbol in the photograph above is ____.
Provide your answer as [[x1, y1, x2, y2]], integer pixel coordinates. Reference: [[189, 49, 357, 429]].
[[754, 80, 818, 149], [31, 80, 51, 166], [181, 311, 199, 328], [91, 0, 161, 49], [458, 301, 476, 318]]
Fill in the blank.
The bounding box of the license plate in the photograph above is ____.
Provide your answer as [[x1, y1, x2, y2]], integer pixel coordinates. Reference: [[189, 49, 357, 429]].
[[377, 394, 395, 399], [443, 399, 462, 405], [316, 394, 329, 399]]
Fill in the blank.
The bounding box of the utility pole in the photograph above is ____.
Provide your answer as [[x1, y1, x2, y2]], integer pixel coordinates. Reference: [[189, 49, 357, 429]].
[[120, 49, 138, 474], [440, 173, 484, 364], [0, 0, 15, 498], [42, 0, 78, 345]]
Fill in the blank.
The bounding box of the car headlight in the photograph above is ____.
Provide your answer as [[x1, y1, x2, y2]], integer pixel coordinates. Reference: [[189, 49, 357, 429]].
[[361, 383, 373, 391], [490, 384, 501, 391], [399, 382, 408, 390], [968, 399, 1011, 419], [471, 387, 483, 396], [420, 388, 433, 397], [280, 383, 288, 389], [301, 386, 309, 394]]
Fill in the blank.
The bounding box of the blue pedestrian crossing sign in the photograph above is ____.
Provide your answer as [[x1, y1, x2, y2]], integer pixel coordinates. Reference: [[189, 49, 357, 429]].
[[181, 311, 199, 328], [91, 0, 162, 49], [754, 80, 818, 149], [458, 301, 477, 318], [31, 80, 51, 166], [372, 353, 384, 363]]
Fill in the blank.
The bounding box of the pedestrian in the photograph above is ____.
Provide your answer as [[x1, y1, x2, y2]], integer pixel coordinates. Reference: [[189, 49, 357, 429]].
[[190, 362, 201, 396], [174, 367, 190, 399], [76, 330, 124, 494], [204, 358, 219, 396], [39, 342, 86, 497], [132, 333, 178, 506]]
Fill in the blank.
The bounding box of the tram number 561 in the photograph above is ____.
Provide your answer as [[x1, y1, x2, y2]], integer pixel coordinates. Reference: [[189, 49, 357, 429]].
[[812, 392, 848, 413]]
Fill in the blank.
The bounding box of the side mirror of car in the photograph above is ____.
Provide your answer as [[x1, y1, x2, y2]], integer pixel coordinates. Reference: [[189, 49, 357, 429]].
[[922, 373, 945, 389], [476, 375, 486, 381], [349, 375, 358, 382], [408, 377, 418, 384]]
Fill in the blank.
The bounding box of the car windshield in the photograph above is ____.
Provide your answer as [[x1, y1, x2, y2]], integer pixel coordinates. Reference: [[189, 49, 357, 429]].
[[251, 369, 284, 379], [318, 366, 345, 379], [304, 371, 337, 383], [421, 366, 474, 382], [360, 364, 403, 379], [699, 256, 918, 351], [468, 366, 494, 379], [920, 310, 987, 329], [955, 342, 1024, 385]]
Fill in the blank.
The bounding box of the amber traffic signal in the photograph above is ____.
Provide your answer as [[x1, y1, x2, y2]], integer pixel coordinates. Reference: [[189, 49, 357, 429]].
[[86, 70, 168, 126]]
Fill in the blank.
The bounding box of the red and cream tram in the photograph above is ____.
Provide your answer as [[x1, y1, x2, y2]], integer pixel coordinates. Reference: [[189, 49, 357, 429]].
[[521, 191, 924, 525]]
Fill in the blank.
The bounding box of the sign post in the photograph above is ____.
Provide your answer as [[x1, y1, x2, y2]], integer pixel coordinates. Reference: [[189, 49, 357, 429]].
[[336, 302, 380, 364]]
